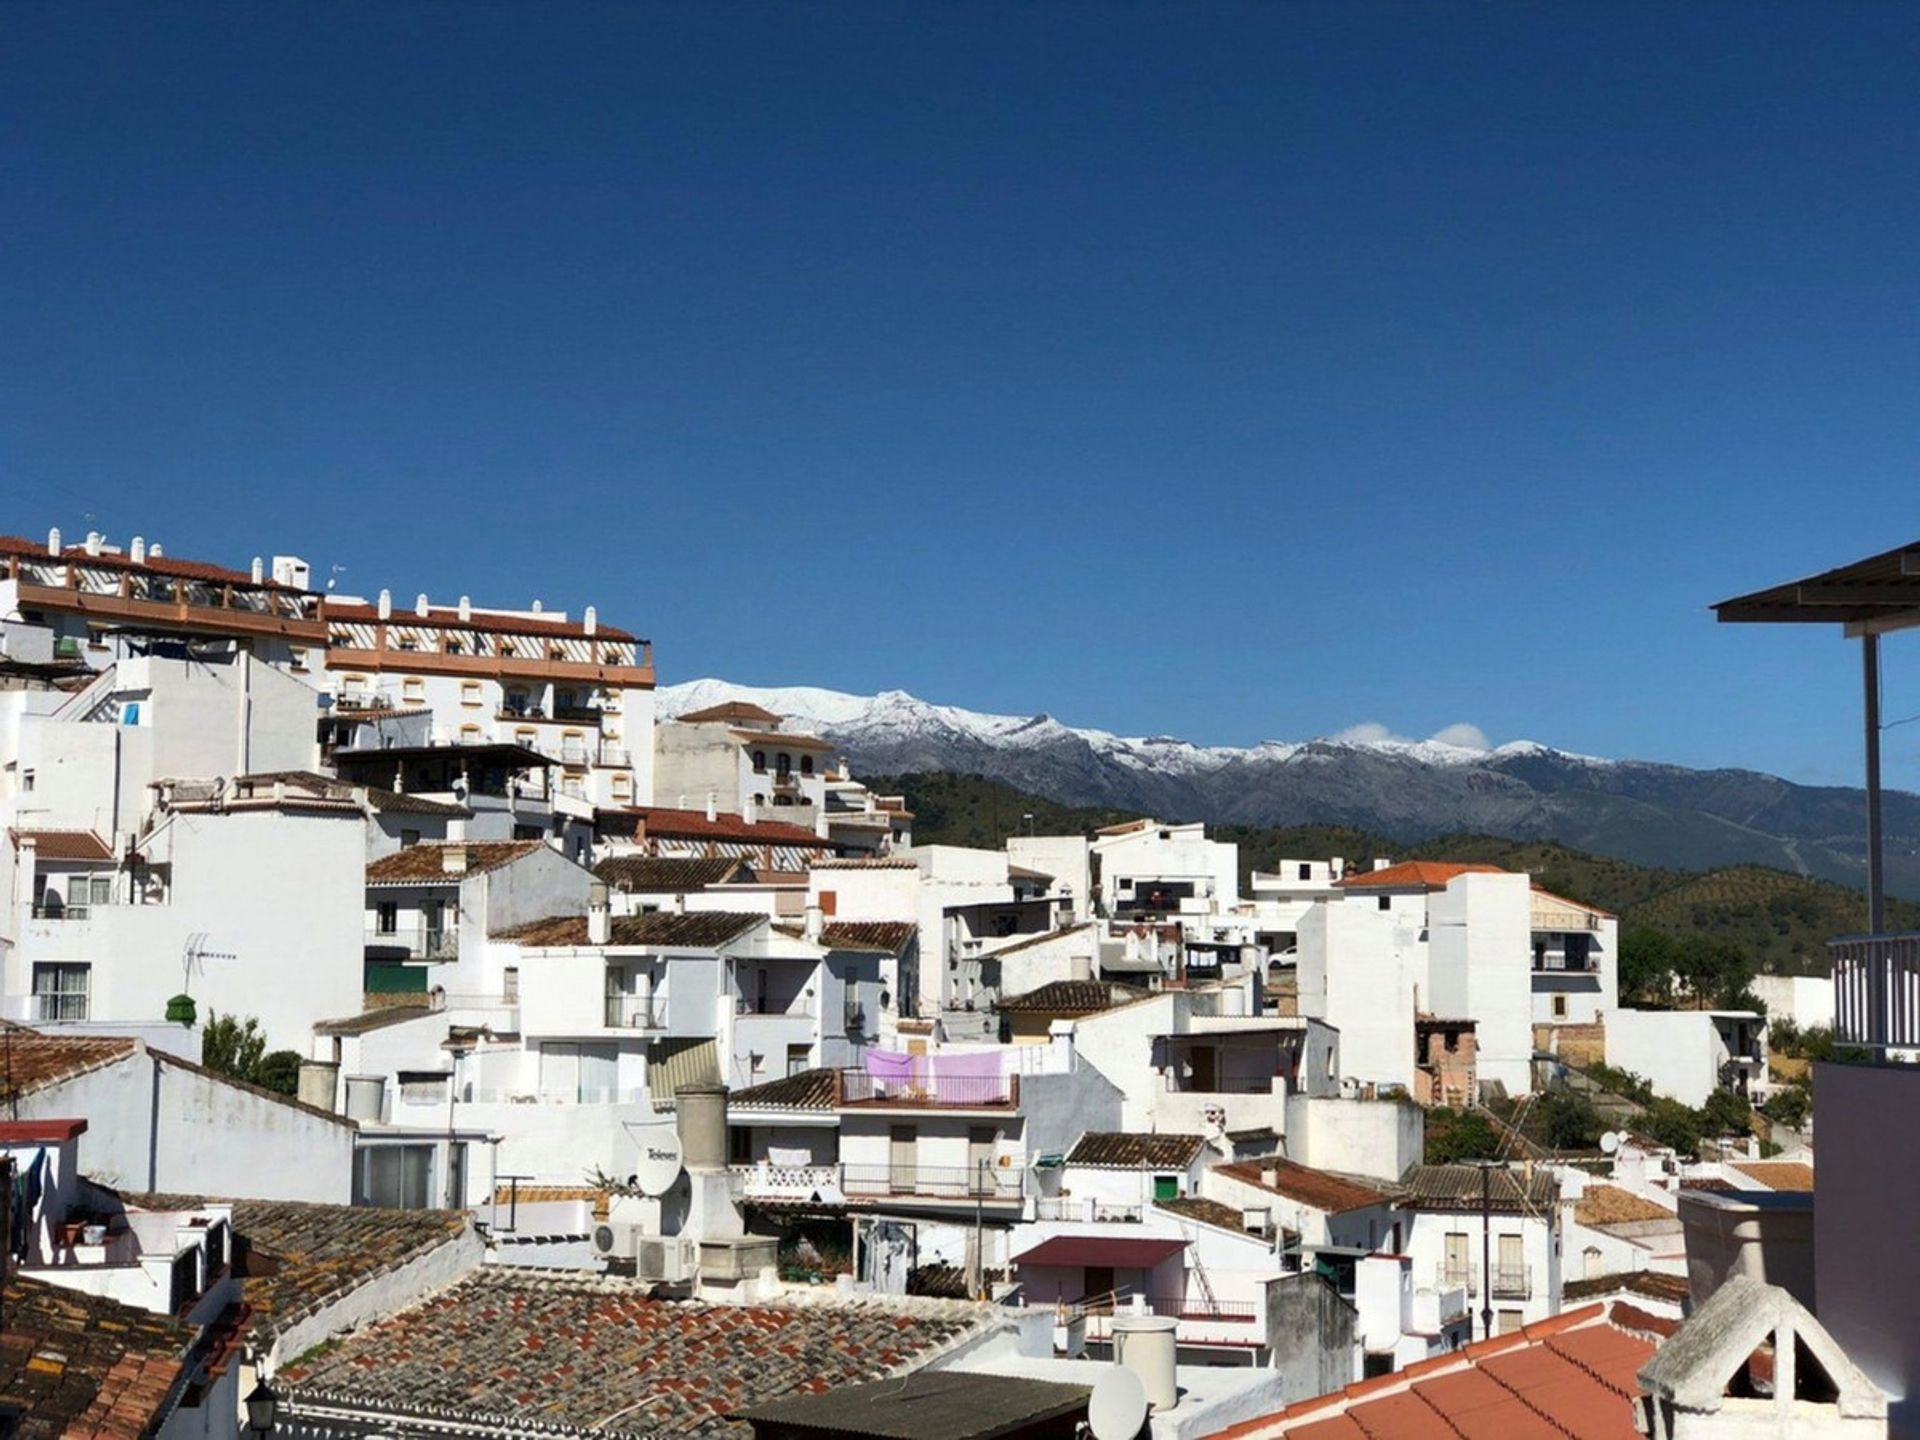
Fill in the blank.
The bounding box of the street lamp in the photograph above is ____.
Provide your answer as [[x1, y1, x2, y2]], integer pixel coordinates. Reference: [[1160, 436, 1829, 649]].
[[244, 1376, 278, 1436]]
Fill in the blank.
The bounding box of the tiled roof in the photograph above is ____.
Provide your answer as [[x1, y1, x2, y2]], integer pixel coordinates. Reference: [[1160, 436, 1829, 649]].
[[594, 855, 745, 891], [1728, 1160, 1815, 1192], [1066, 1132, 1207, 1169], [124, 1192, 471, 1344], [676, 701, 786, 724], [996, 978, 1146, 1014], [313, 1005, 437, 1037], [1393, 1164, 1558, 1213], [1157, 1195, 1253, 1234], [1335, 861, 1506, 890], [365, 788, 473, 817], [1574, 1184, 1674, 1227], [1216, 1160, 1389, 1215], [0, 1035, 139, 1100], [732, 1067, 838, 1110], [608, 806, 833, 848], [497, 911, 766, 949], [0, 1276, 192, 1439], [768, 920, 917, 953], [729, 727, 834, 751], [365, 840, 545, 884], [1562, 1270, 1692, 1305], [7, 828, 113, 862], [811, 856, 921, 869], [0, 534, 292, 589], [1094, 819, 1154, 837], [322, 599, 637, 642], [1214, 1304, 1655, 1440], [279, 1271, 998, 1436]]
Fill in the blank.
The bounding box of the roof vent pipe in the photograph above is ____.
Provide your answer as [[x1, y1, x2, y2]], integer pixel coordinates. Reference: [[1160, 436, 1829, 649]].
[[583, 605, 597, 636], [458, 595, 471, 622], [250, 557, 265, 584], [377, 589, 392, 620], [415, 593, 430, 618], [129, 536, 146, 565], [85, 532, 103, 557], [588, 881, 610, 946], [705, 791, 718, 823]]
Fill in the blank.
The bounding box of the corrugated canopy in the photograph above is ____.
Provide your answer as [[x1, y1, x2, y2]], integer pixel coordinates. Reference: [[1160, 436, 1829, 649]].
[[1713, 539, 1920, 628], [1011, 1235, 1186, 1269]]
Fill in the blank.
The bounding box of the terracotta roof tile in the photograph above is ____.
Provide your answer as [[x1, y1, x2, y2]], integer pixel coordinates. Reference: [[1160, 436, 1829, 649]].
[[313, 1005, 437, 1037], [996, 977, 1145, 1014], [594, 855, 745, 891], [0, 1034, 139, 1100], [1216, 1160, 1389, 1214], [1573, 1184, 1674, 1226], [279, 1270, 997, 1436], [732, 1068, 838, 1110], [497, 910, 765, 949], [1066, 1132, 1207, 1169], [0, 1277, 192, 1439], [0, 534, 293, 589], [605, 805, 833, 849], [1156, 1196, 1250, 1233], [323, 599, 636, 642], [7, 828, 113, 862], [1728, 1160, 1815, 1192], [676, 701, 785, 724], [820, 921, 916, 953], [365, 840, 545, 884], [1393, 1164, 1557, 1213], [1562, 1270, 1691, 1305], [1336, 861, 1506, 890]]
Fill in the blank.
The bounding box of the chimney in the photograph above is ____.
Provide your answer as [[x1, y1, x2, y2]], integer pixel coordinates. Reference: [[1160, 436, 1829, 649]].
[[705, 791, 718, 823], [84, 531, 103, 557], [803, 903, 823, 942], [1373, 857, 1391, 871], [743, 795, 758, 826], [447, 815, 467, 843], [129, 536, 146, 565], [415, 593, 430, 618], [458, 595, 471, 622], [588, 881, 611, 945], [377, 588, 392, 620], [442, 844, 469, 875], [148, 542, 162, 558], [584, 605, 597, 636], [1330, 855, 1344, 880], [15, 836, 37, 910], [46, 527, 60, 556], [531, 599, 543, 614], [250, 556, 265, 584], [1262, 1163, 1279, 1188]]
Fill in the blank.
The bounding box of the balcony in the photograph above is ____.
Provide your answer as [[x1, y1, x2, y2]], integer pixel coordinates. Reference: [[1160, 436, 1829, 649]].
[[1831, 932, 1920, 1050], [841, 1164, 1023, 1202], [365, 926, 458, 960], [1034, 1198, 1143, 1224], [604, 995, 668, 1030], [1532, 954, 1599, 974], [835, 1070, 1018, 1109], [30, 903, 91, 923], [1492, 1264, 1532, 1300], [734, 1162, 841, 1198]]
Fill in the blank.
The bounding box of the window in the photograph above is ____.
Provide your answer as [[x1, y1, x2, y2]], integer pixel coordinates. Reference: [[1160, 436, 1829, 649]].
[[787, 1044, 811, 1078], [1552, 994, 1569, 1019], [32, 963, 89, 1022], [445, 637, 463, 654], [1378, 895, 1392, 911], [354, 1144, 435, 1209], [402, 676, 425, 702], [752, 750, 767, 773], [20, 769, 33, 793], [504, 689, 530, 715], [776, 752, 792, 776], [1153, 1174, 1180, 1202], [800, 755, 814, 776], [729, 1126, 753, 1165], [461, 682, 483, 707], [289, 647, 309, 673], [376, 901, 398, 935], [1298, 863, 1311, 881], [460, 723, 482, 743], [400, 828, 421, 849], [502, 967, 519, 1003], [1496, 1309, 1523, 1336]]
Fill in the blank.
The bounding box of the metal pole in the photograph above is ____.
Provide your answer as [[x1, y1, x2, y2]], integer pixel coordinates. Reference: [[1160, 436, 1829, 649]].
[[1480, 1163, 1494, 1342], [1864, 633, 1886, 935]]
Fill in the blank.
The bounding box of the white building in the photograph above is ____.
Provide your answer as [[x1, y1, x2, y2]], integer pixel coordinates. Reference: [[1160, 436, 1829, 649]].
[[1603, 1007, 1767, 1107], [653, 700, 832, 826], [1392, 1164, 1561, 1336]]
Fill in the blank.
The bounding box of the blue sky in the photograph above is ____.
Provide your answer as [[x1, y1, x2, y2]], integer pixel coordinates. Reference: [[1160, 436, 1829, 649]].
[[5, 3, 1920, 787]]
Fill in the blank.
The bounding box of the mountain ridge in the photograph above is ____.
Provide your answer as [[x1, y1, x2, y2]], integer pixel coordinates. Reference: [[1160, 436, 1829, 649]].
[[658, 678, 1920, 899]]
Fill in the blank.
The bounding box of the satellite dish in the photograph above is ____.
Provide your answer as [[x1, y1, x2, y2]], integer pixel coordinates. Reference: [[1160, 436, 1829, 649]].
[[1087, 1364, 1148, 1440], [1599, 1132, 1621, 1155], [633, 1129, 684, 1197]]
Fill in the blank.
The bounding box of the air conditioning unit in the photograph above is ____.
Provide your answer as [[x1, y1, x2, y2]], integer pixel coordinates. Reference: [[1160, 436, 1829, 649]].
[[635, 1236, 696, 1285], [591, 1222, 629, 1258]]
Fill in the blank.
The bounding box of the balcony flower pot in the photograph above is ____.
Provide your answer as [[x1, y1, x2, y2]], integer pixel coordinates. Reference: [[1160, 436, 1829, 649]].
[[165, 993, 197, 1024]]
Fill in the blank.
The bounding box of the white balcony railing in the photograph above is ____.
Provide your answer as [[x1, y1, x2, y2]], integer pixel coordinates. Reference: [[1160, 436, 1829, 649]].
[[604, 995, 668, 1030], [1832, 932, 1920, 1050], [366, 926, 458, 960]]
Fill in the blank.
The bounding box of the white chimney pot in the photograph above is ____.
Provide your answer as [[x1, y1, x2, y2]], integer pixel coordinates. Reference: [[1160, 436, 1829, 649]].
[[129, 536, 146, 565], [584, 605, 597, 636], [415, 593, 430, 618], [46, 527, 61, 555], [458, 595, 472, 621], [377, 588, 392, 620], [250, 556, 265, 584]]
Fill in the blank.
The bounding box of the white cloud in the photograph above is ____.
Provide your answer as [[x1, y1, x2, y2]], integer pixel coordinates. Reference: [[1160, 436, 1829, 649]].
[[1429, 722, 1491, 751], [1330, 721, 1397, 745], [1329, 720, 1493, 751]]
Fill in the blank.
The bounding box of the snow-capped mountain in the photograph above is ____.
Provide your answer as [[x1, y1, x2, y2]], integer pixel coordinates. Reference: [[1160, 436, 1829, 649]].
[[659, 678, 1920, 898]]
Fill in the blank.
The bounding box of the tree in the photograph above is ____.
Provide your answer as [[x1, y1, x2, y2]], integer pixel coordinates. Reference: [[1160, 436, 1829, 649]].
[[1701, 1086, 1752, 1138], [1761, 1085, 1811, 1131], [1641, 1097, 1704, 1156], [1618, 928, 1675, 1005], [1425, 1108, 1502, 1164], [201, 1012, 267, 1082], [1673, 934, 1750, 1009], [1540, 1091, 1604, 1151], [252, 1050, 303, 1097]]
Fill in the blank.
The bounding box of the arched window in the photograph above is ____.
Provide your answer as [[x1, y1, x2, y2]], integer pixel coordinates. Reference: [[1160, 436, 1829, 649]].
[[800, 755, 814, 776], [752, 750, 767, 773], [776, 752, 792, 776]]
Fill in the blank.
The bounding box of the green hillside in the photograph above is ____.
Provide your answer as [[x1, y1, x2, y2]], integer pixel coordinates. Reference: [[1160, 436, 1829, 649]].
[[875, 772, 1896, 976]]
